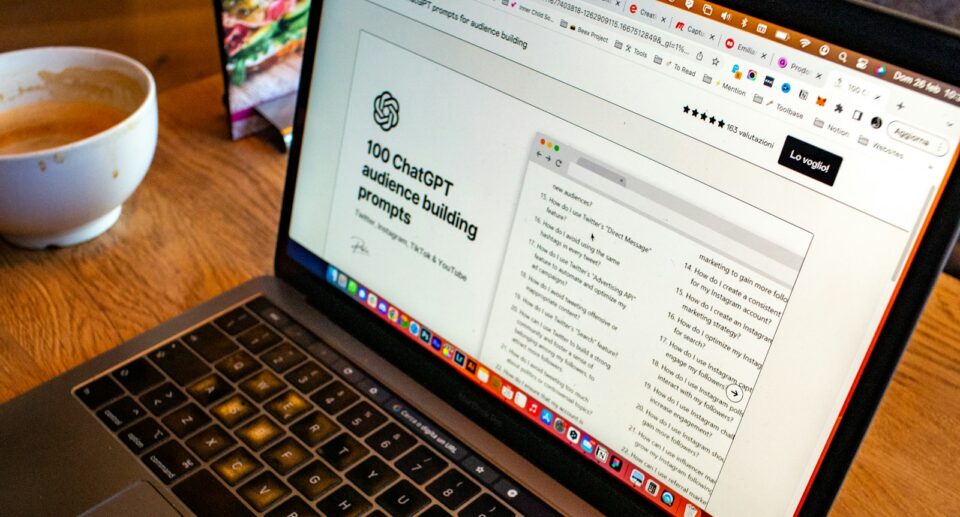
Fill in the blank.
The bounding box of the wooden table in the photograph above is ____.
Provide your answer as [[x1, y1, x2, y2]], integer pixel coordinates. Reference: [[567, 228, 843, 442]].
[[0, 76, 957, 516]]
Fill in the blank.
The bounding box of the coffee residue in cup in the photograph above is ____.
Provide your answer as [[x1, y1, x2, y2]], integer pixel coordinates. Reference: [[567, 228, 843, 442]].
[[0, 67, 146, 155], [0, 100, 129, 155]]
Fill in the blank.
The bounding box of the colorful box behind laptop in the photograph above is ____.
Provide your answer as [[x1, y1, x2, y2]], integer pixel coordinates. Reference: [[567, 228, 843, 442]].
[[215, 0, 311, 141]]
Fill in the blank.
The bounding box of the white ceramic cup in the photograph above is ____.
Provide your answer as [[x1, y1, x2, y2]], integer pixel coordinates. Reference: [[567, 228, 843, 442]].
[[0, 47, 158, 249]]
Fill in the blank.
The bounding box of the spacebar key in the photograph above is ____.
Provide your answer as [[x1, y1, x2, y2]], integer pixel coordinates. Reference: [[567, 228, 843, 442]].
[[173, 470, 254, 517]]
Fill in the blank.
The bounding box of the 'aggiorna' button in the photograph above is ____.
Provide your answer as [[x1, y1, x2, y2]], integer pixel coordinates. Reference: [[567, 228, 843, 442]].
[[777, 136, 843, 186]]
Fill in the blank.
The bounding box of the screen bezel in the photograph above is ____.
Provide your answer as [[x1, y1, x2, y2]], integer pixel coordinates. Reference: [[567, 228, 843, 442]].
[[274, 1, 960, 514]]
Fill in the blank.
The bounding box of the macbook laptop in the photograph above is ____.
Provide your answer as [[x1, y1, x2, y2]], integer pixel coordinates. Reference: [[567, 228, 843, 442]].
[[3, 0, 960, 515]]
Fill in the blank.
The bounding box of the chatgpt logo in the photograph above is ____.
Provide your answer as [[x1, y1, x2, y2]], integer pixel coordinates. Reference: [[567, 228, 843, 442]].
[[373, 91, 400, 131]]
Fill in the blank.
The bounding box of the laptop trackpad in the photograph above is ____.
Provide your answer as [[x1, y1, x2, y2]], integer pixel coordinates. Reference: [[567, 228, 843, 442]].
[[79, 480, 181, 517]]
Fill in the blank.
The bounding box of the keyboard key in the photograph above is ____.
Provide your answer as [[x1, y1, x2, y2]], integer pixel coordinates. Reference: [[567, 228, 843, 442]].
[[266, 390, 312, 424], [140, 383, 187, 416], [216, 350, 261, 382], [317, 486, 371, 517], [427, 470, 480, 510], [261, 342, 306, 373], [161, 403, 211, 438], [461, 455, 500, 486], [317, 433, 369, 471], [119, 417, 168, 453], [421, 507, 453, 517], [142, 441, 198, 484], [347, 456, 398, 496], [336, 401, 386, 437], [76, 376, 123, 409], [459, 494, 515, 517], [246, 298, 291, 329], [212, 447, 262, 486], [285, 361, 332, 394], [494, 478, 557, 517], [97, 397, 146, 431], [173, 469, 254, 517], [357, 379, 392, 404], [332, 360, 365, 385], [211, 394, 257, 428], [239, 471, 291, 512], [182, 323, 237, 362], [311, 381, 358, 415], [289, 460, 340, 500], [186, 424, 237, 461], [236, 415, 284, 451], [240, 370, 286, 402], [309, 341, 341, 368], [262, 437, 310, 475], [396, 445, 448, 485], [238, 324, 283, 354], [112, 358, 164, 395], [290, 411, 339, 447], [149, 341, 210, 386], [266, 496, 319, 517], [376, 480, 430, 517], [278, 323, 318, 347], [365, 423, 416, 461], [186, 373, 232, 406], [215, 307, 257, 336]]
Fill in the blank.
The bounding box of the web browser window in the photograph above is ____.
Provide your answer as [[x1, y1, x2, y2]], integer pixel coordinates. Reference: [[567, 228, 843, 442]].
[[287, 0, 960, 515]]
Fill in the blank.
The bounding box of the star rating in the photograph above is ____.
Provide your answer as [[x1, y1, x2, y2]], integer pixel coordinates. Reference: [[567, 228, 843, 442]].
[[683, 105, 726, 129]]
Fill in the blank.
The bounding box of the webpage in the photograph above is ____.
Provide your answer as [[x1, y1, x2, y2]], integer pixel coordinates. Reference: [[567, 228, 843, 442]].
[[288, 0, 960, 515]]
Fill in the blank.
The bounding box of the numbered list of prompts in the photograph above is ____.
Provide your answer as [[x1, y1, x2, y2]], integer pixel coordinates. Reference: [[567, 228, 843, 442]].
[[480, 136, 808, 504]]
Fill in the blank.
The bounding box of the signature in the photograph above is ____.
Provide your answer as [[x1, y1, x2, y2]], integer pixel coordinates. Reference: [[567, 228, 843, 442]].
[[350, 237, 369, 255]]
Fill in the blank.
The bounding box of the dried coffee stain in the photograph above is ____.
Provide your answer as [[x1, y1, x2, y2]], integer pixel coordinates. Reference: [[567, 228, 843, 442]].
[[53, 153, 65, 164], [112, 169, 119, 179], [38, 160, 46, 172]]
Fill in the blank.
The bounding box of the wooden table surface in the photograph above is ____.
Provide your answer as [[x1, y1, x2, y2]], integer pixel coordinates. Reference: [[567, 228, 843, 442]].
[[0, 76, 958, 516]]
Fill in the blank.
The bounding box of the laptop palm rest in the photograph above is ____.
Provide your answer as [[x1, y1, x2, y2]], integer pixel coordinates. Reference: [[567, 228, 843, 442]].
[[78, 480, 181, 517]]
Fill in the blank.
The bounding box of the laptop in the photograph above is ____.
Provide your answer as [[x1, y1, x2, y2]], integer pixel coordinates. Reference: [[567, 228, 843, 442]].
[[3, 0, 959, 515]]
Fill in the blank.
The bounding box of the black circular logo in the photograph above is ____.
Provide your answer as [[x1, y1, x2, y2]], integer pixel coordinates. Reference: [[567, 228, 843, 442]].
[[373, 91, 400, 131]]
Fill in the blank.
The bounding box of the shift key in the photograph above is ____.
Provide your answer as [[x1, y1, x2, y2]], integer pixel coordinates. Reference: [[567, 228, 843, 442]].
[[150, 341, 210, 386]]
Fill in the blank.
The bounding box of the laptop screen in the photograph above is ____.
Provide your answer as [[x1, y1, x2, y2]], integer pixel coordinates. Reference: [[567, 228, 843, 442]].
[[284, 0, 960, 514]]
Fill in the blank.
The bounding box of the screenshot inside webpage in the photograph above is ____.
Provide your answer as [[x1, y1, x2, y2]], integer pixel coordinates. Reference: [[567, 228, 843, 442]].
[[288, 0, 960, 515]]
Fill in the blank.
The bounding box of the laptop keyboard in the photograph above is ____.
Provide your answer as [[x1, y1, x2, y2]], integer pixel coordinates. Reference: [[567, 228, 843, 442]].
[[75, 296, 557, 517]]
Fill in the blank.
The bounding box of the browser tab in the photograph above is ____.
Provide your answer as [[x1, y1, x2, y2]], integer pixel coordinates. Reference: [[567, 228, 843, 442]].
[[724, 34, 775, 65], [672, 15, 722, 48], [773, 53, 827, 86], [625, 2, 673, 29]]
